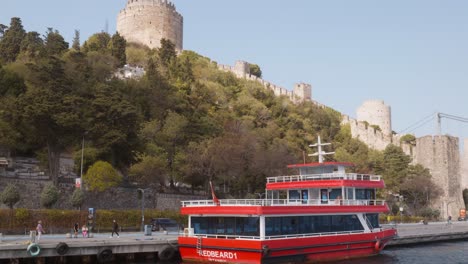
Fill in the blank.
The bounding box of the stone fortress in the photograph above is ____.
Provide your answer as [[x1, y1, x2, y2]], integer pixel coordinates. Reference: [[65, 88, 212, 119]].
[[114, 0, 467, 218], [117, 0, 183, 51]]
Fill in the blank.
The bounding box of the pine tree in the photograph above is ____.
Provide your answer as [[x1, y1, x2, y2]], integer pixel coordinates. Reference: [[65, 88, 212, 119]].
[[110, 32, 126, 67], [72, 30, 81, 51], [0, 17, 26, 62]]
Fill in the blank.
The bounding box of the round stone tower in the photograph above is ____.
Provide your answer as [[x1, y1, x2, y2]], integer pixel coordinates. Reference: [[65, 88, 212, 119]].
[[356, 100, 392, 136], [117, 0, 183, 51]]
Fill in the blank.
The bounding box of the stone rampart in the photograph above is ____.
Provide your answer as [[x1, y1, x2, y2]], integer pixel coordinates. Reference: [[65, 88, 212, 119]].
[[217, 61, 311, 104], [462, 139, 468, 190], [117, 0, 183, 50], [412, 136, 464, 218]]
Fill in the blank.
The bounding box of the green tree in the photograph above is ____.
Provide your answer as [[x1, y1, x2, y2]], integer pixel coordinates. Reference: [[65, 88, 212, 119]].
[[129, 155, 168, 188], [72, 30, 80, 51], [18, 31, 44, 61], [110, 32, 126, 67], [249, 63, 262, 78], [70, 188, 84, 209], [400, 134, 416, 146], [0, 65, 27, 96], [83, 161, 122, 192], [400, 164, 442, 215], [44, 28, 69, 56], [16, 56, 83, 185], [382, 144, 411, 192], [83, 32, 110, 53], [40, 183, 59, 208], [158, 39, 177, 67], [1, 184, 20, 209], [0, 24, 7, 39], [0, 17, 26, 62]]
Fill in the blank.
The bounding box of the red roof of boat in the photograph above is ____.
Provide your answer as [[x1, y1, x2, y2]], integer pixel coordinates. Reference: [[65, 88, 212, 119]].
[[287, 162, 354, 169]]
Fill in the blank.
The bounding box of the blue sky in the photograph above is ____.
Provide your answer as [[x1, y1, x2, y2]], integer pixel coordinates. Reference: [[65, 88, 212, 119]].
[[1, 0, 468, 140]]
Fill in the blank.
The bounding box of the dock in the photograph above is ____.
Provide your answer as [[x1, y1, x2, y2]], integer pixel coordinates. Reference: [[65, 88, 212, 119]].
[[0, 232, 179, 263], [387, 221, 468, 247], [1, 221, 467, 262]]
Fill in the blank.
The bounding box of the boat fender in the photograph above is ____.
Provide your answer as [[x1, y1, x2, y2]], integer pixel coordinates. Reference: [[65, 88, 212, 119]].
[[97, 248, 113, 263], [27, 243, 41, 257], [158, 246, 176, 261], [262, 245, 271, 257], [374, 240, 384, 251], [56, 242, 69, 255]]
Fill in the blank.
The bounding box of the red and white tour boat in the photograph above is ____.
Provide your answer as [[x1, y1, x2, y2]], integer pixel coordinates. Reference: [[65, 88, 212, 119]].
[[178, 136, 397, 263]]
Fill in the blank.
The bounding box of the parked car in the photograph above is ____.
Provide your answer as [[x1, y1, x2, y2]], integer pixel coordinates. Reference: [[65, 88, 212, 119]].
[[151, 218, 180, 232]]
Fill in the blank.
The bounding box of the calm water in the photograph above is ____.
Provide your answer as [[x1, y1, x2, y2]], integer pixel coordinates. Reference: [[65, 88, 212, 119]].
[[332, 241, 468, 264], [153, 240, 468, 264]]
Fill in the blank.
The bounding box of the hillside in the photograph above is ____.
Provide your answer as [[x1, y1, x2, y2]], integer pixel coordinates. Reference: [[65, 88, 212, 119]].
[[0, 18, 443, 217]]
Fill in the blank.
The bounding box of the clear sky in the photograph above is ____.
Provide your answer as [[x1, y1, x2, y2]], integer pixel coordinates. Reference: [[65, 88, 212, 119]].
[[1, 0, 468, 141]]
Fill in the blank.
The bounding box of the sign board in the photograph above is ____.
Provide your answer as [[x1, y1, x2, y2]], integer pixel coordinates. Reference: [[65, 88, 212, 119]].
[[75, 178, 81, 188]]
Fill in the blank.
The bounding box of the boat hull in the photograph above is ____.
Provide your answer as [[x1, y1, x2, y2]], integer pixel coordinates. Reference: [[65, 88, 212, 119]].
[[178, 229, 396, 263]]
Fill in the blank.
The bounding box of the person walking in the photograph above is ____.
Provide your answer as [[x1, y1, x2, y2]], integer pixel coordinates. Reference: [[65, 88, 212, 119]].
[[36, 220, 44, 242], [73, 223, 79, 238], [110, 220, 119, 238]]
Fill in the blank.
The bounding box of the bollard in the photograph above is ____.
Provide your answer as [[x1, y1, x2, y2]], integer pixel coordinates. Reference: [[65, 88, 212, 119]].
[[29, 230, 36, 243]]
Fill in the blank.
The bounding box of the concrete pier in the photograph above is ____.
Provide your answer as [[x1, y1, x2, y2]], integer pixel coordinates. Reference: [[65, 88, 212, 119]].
[[387, 221, 468, 247], [0, 232, 178, 262]]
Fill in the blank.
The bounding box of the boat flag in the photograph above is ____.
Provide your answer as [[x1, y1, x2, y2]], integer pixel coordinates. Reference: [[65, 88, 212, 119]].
[[210, 181, 220, 206]]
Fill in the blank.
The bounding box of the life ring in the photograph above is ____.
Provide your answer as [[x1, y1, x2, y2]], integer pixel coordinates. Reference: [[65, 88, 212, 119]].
[[27, 243, 41, 257], [56, 242, 69, 255], [262, 245, 271, 257], [97, 248, 113, 263], [374, 240, 384, 251], [158, 246, 176, 261]]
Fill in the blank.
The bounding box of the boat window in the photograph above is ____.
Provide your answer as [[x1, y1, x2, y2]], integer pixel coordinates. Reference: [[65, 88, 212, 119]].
[[265, 215, 364, 236], [346, 188, 354, 200], [320, 189, 328, 204], [289, 190, 300, 202], [329, 189, 342, 199], [355, 189, 375, 200], [301, 190, 308, 204], [191, 217, 259, 237], [365, 214, 380, 228]]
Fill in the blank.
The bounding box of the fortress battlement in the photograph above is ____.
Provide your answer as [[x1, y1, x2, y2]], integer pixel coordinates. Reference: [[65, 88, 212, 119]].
[[217, 60, 312, 104]]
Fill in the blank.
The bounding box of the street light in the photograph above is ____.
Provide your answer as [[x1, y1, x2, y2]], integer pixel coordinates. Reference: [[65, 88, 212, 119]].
[[137, 188, 145, 232], [80, 134, 85, 179]]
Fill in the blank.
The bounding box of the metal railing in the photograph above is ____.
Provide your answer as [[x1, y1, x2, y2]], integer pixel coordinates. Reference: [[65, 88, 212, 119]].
[[192, 230, 367, 240], [267, 173, 381, 183], [181, 199, 386, 207]]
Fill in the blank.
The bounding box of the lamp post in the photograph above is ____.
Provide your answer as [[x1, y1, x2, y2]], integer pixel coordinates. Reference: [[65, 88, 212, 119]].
[[137, 188, 145, 232], [80, 134, 85, 179]]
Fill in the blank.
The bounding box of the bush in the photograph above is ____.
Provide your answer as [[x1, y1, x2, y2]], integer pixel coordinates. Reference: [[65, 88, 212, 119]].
[[40, 184, 59, 208], [1, 184, 20, 209]]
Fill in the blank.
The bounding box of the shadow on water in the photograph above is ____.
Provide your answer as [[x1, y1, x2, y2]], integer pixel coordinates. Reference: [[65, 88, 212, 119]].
[[126, 241, 468, 264]]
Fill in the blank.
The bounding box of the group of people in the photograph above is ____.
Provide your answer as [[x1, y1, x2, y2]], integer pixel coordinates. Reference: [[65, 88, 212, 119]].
[[73, 223, 89, 238], [35, 219, 120, 240]]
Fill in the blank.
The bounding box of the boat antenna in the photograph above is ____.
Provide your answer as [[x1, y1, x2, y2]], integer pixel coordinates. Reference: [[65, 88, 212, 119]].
[[308, 135, 335, 163]]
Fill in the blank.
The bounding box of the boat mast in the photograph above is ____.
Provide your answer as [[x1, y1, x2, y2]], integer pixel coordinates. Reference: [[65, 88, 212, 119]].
[[308, 136, 335, 163]]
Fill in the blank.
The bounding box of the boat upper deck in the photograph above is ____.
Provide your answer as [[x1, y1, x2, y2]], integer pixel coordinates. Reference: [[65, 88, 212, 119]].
[[180, 198, 389, 215], [266, 172, 384, 189]]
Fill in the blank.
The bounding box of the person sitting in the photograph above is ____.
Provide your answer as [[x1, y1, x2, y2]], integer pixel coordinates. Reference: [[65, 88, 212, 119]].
[[82, 225, 88, 238], [334, 196, 342, 205]]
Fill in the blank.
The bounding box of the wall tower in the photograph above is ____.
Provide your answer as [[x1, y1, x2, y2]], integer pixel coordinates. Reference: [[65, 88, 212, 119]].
[[294, 83, 312, 102], [356, 100, 392, 136], [117, 0, 183, 51]]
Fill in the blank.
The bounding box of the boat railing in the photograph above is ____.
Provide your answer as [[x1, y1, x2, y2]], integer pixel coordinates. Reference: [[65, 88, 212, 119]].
[[190, 230, 366, 240], [181, 199, 386, 207], [267, 173, 381, 183]]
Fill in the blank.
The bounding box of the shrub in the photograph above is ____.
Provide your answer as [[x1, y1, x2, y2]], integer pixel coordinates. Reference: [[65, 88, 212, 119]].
[[1, 184, 20, 209]]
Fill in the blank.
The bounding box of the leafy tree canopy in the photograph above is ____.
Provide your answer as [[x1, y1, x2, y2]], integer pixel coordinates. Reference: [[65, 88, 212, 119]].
[[1, 184, 20, 209], [83, 161, 123, 192]]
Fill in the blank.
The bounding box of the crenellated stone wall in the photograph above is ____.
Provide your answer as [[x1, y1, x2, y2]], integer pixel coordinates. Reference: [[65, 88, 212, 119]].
[[412, 136, 465, 218], [461, 139, 468, 190], [218, 61, 312, 104], [117, 0, 183, 50]]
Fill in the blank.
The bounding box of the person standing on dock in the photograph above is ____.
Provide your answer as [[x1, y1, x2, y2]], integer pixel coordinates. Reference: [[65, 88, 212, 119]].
[[110, 219, 120, 238], [36, 220, 44, 242], [73, 223, 79, 238]]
